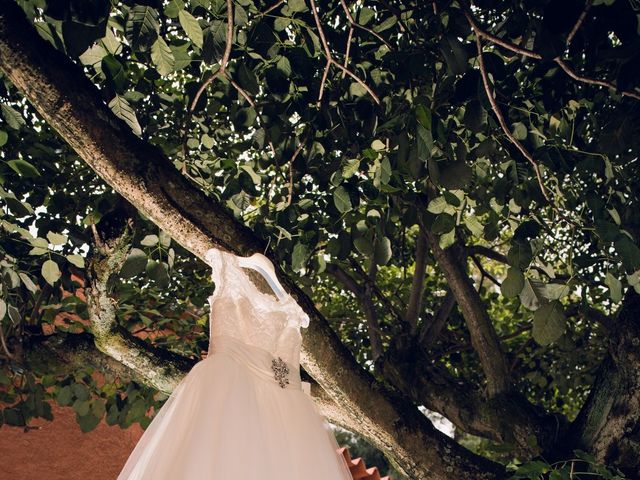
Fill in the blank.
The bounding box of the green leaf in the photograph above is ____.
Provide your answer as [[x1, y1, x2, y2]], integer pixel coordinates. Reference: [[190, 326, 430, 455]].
[[56, 386, 73, 407], [7, 159, 40, 178], [108, 95, 142, 136], [374, 236, 392, 266], [29, 237, 49, 255], [289, 0, 307, 12], [0, 299, 5, 322], [502, 268, 525, 298], [333, 186, 352, 213], [66, 254, 85, 268], [439, 161, 472, 189], [178, 10, 203, 48], [519, 278, 545, 311], [101, 55, 127, 92], [120, 248, 147, 278], [19, 272, 38, 293], [605, 272, 622, 303], [164, 0, 185, 18], [126, 6, 159, 52], [532, 301, 566, 346], [439, 34, 468, 75], [0, 130, 8, 147], [46, 231, 67, 245], [508, 240, 533, 270], [41, 259, 61, 286], [151, 37, 175, 76], [77, 412, 101, 433], [1, 104, 25, 130], [342, 159, 361, 179], [615, 237, 640, 271], [427, 197, 447, 214], [146, 260, 170, 288], [431, 213, 455, 235], [416, 124, 433, 163], [512, 122, 528, 140], [292, 243, 308, 272], [354, 236, 374, 256]]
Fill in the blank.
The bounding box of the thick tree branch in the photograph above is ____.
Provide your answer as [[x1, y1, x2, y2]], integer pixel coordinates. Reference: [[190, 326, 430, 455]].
[[0, 4, 505, 478], [423, 230, 511, 396], [405, 230, 428, 333], [379, 343, 567, 458], [562, 290, 640, 476], [326, 263, 383, 361], [418, 289, 455, 350]]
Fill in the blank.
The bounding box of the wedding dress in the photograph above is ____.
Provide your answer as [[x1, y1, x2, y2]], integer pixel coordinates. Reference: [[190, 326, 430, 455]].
[[117, 248, 353, 479]]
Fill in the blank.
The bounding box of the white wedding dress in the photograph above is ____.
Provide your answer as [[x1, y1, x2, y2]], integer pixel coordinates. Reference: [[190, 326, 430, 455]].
[[117, 248, 353, 479]]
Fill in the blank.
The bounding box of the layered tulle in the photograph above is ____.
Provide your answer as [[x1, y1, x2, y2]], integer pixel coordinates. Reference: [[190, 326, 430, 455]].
[[117, 335, 353, 479]]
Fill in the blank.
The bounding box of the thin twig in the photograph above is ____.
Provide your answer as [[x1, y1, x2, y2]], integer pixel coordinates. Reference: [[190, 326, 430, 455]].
[[339, 0, 392, 48], [461, 2, 640, 101], [260, 0, 285, 16], [287, 138, 306, 205], [555, 58, 640, 101], [566, 0, 592, 46], [0, 322, 15, 360], [309, 0, 380, 105], [342, 26, 354, 78]]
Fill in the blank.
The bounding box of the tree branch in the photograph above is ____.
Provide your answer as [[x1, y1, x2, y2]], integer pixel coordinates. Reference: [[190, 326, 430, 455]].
[[566, 0, 592, 46], [562, 290, 640, 475], [418, 289, 455, 350], [405, 229, 428, 333], [470, 30, 551, 203], [423, 228, 511, 396], [326, 263, 383, 361]]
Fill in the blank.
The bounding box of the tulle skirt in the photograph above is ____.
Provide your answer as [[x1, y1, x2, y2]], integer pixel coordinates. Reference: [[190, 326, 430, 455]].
[[117, 334, 353, 479]]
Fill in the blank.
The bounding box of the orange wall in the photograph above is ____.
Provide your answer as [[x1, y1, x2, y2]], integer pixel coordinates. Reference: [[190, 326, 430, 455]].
[[1, 403, 143, 480]]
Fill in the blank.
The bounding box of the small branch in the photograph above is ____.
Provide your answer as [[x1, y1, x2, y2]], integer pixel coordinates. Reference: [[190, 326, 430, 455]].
[[260, 0, 285, 16], [309, 0, 380, 105], [326, 263, 383, 360], [339, 0, 392, 48], [566, 1, 592, 46], [180, 0, 234, 172], [419, 290, 456, 350], [555, 58, 640, 101], [287, 138, 306, 205], [341, 26, 354, 79], [472, 32, 552, 203], [225, 73, 278, 158], [471, 255, 501, 287], [0, 321, 15, 359], [461, 2, 640, 101]]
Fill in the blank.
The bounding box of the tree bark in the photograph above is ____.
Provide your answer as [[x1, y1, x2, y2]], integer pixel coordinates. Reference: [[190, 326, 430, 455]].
[[424, 232, 511, 396], [0, 2, 506, 478], [562, 290, 640, 478]]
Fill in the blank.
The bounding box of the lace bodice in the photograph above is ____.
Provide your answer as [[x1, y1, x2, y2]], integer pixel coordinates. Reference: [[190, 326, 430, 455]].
[[204, 248, 309, 367]]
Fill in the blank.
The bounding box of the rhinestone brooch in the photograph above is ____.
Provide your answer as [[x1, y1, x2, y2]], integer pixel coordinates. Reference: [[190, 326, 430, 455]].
[[271, 357, 290, 388]]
